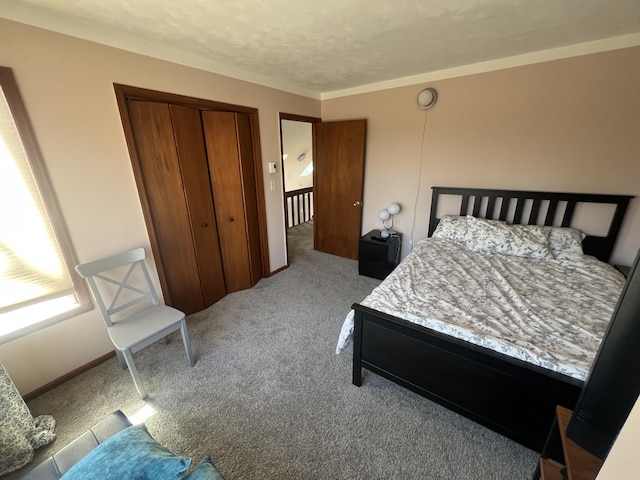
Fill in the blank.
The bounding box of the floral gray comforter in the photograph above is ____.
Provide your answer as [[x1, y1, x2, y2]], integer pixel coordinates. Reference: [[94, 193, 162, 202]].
[[336, 238, 624, 380]]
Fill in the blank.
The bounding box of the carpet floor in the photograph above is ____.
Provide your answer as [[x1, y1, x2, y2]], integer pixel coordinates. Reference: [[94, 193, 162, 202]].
[[8, 222, 538, 479]]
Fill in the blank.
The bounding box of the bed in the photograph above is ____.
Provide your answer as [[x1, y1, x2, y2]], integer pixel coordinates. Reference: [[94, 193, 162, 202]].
[[337, 186, 632, 451]]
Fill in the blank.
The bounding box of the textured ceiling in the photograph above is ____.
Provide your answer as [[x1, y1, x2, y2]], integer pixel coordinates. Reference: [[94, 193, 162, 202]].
[[2, 0, 640, 97]]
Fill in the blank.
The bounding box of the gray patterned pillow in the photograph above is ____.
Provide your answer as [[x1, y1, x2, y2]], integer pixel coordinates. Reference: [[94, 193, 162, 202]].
[[431, 215, 474, 245], [465, 217, 554, 259], [432, 215, 506, 247], [548, 227, 585, 260]]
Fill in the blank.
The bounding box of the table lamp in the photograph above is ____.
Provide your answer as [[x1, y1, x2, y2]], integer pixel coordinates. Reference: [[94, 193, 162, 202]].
[[378, 203, 401, 238]]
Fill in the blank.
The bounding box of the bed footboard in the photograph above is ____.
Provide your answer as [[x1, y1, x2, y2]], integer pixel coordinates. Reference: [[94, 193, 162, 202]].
[[352, 304, 582, 451]]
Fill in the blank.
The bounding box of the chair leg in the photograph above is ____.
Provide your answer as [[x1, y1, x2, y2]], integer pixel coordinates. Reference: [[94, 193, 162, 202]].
[[121, 349, 147, 400], [180, 320, 195, 367], [115, 350, 127, 370]]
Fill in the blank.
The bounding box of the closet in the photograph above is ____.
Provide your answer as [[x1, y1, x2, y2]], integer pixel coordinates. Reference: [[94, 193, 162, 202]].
[[118, 89, 263, 315]]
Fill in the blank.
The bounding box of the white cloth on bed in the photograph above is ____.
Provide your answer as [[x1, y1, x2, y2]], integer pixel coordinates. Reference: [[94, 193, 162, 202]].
[[336, 237, 624, 381]]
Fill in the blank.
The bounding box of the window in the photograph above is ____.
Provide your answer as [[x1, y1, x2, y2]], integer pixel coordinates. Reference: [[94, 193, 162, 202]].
[[0, 67, 90, 343]]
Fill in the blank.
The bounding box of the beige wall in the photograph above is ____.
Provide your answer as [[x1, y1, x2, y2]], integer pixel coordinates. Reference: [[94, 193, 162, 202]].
[[0, 19, 318, 394], [322, 47, 640, 265]]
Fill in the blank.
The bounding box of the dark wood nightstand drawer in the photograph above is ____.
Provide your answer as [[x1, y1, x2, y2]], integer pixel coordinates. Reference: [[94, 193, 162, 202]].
[[360, 242, 387, 261]]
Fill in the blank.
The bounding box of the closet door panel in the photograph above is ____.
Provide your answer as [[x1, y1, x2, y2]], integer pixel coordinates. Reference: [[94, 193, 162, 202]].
[[201, 111, 251, 292], [127, 100, 204, 314], [235, 113, 262, 284], [170, 105, 226, 306]]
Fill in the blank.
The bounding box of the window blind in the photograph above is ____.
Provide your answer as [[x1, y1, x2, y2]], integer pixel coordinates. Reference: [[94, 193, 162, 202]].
[[0, 85, 75, 314]]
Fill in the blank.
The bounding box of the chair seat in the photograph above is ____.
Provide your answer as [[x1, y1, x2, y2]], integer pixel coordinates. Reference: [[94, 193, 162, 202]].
[[107, 305, 185, 351]]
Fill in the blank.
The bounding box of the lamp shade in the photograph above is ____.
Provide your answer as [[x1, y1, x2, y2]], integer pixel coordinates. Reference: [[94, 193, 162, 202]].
[[387, 203, 401, 215], [378, 209, 391, 221]]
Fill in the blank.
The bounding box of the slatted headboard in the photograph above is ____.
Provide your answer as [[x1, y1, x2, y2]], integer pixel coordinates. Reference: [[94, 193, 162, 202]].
[[428, 186, 633, 263]]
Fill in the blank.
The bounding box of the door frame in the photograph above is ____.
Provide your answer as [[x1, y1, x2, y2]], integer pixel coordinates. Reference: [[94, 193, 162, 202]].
[[114, 84, 270, 302], [278, 113, 320, 267]]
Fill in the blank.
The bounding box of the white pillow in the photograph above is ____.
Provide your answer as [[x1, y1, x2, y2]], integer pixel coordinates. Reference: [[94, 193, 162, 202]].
[[431, 215, 475, 245], [547, 227, 585, 260], [465, 217, 554, 259]]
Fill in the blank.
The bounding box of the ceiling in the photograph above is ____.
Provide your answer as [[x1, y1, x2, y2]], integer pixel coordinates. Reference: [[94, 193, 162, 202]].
[[2, 0, 640, 98]]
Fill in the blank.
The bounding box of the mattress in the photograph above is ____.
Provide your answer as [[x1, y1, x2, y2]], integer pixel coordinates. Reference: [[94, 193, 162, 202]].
[[336, 237, 625, 380]]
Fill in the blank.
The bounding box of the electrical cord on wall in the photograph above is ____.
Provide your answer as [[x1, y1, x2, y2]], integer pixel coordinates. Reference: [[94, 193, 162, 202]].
[[409, 108, 430, 250]]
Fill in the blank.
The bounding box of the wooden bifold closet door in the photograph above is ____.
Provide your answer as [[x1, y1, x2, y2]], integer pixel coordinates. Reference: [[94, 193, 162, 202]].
[[126, 100, 261, 315], [202, 111, 262, 293]]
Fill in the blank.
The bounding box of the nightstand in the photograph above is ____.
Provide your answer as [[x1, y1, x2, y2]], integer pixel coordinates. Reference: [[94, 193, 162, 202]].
[[358, 230, 402, 280], [615, 265, 630, 278]]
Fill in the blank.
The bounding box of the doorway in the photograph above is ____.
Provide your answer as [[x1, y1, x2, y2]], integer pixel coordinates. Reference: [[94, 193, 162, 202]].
[[279, 114, 367, 265], [280, 116, 316, 263], [280, 118, 314, 262], [282, 119, 314, 228]]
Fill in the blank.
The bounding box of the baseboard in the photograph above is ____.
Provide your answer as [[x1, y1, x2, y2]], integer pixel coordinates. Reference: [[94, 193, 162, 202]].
[[268, 264, 288, 276], [23, 351, 116, 402]]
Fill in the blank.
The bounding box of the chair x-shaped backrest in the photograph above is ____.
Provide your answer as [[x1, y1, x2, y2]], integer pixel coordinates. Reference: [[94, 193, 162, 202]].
[[76, 248, 160, 328]]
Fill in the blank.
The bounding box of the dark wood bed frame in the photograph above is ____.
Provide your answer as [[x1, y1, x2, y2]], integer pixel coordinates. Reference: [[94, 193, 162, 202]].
[[352, 186, 632, 451]]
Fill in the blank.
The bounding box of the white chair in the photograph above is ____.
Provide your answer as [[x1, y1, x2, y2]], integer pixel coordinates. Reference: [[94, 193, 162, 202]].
[[76, 247, 194, 399]]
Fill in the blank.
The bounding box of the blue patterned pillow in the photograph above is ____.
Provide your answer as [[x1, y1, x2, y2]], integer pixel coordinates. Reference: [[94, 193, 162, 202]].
[[184, 456, 226, 480], [60, 424, 190, 480]]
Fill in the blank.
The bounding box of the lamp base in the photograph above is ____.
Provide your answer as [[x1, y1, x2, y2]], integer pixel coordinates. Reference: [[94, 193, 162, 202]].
[[380, 229, 399, 239]]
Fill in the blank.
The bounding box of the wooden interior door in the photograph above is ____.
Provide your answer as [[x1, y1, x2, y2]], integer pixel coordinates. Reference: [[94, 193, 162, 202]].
[[313, 119, 366, 259], [127, 100, 226, 314], [202, 111, 262, 292]]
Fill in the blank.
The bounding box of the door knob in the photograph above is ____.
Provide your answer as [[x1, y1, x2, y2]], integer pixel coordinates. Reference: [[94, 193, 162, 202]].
[[353, 201, 362, 207]]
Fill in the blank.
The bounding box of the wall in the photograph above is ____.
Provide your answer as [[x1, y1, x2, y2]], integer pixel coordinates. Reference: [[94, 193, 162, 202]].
[[322, 47, 640, 265], [0, 19, 319, 394]]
